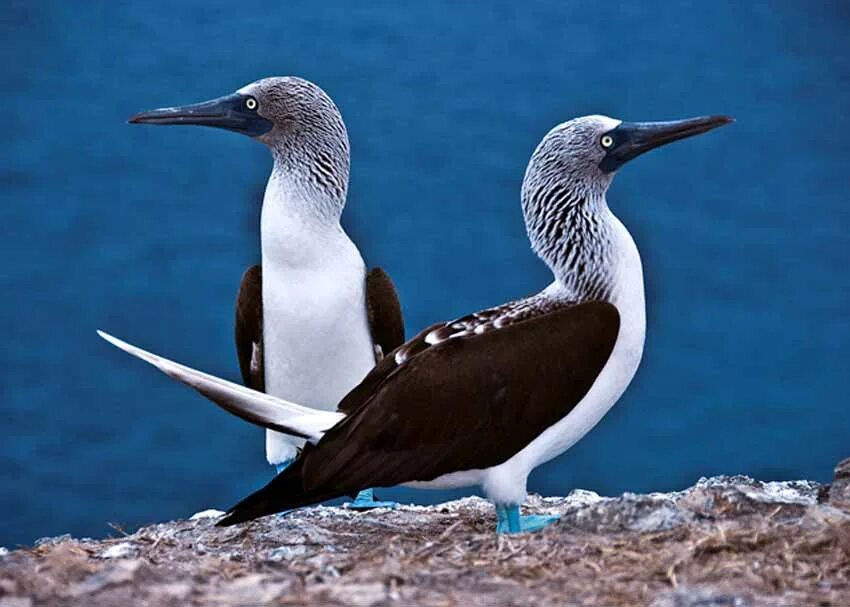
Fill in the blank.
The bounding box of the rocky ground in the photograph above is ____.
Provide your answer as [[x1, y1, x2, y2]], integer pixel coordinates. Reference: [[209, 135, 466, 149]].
[[2, 459, 849, 607]]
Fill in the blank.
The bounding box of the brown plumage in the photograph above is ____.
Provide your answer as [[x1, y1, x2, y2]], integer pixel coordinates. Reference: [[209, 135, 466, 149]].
[[219, 300, 619, 525], [365, 268, 406, 360], [235, 265, 264, 392]]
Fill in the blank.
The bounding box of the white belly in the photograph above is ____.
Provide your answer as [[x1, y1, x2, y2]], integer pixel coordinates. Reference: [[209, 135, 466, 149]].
[[262, 259, 376, 463]]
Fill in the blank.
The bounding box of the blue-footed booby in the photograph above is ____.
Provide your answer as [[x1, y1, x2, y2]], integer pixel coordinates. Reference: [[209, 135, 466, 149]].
[[127, 77, 405, 509], [101, 113, 732, 533]]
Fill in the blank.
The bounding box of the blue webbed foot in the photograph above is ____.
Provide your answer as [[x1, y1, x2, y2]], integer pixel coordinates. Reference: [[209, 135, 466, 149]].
[[495, 504, 560, 534], [346, 488, 399, 511]]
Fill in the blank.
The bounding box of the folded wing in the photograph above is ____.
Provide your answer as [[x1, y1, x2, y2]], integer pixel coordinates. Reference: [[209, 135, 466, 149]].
[[220, 301, 620, 524]]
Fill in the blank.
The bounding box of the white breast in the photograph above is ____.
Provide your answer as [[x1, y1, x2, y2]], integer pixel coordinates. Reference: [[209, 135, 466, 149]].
[[260, 176, 376, 464]]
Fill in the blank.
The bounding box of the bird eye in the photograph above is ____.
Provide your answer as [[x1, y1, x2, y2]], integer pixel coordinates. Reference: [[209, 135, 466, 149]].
[[600, 134, 614, 148], [245, 97, 258, 111]]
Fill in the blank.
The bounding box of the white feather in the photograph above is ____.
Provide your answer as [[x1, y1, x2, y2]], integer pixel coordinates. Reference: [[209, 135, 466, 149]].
[[96, 330, 343, 442]]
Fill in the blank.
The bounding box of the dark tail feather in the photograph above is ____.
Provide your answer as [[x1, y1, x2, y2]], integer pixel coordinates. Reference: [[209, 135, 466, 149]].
[[216, 459, 343, 526]]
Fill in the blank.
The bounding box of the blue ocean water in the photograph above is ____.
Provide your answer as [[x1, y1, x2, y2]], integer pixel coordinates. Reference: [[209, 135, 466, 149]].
[[1, 1, 848, 547]]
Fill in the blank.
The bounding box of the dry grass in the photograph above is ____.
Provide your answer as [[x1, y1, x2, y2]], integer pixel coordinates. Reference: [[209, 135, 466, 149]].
[[1, 474, 849, 606]]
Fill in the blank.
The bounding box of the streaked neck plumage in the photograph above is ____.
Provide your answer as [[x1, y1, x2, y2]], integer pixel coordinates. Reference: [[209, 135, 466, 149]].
[[524, 176, 641, 301]]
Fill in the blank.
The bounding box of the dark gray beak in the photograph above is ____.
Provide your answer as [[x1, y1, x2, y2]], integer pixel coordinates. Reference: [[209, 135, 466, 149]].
[[128, 93, 273, 138], [599, 115, 734, 173]]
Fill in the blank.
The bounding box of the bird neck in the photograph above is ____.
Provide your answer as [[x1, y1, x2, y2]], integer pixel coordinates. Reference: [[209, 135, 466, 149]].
[[533, 192, 642, 306], [260, 158, 356, 270], [267, 147, 347, 219]]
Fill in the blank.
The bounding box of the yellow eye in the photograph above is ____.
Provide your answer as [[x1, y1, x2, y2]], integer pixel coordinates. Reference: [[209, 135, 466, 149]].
[[601, 134, 614, 148], [245, 97, 258, 111]]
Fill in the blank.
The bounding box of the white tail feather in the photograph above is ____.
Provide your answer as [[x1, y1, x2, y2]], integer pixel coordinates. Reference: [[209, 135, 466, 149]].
[[96, 330, 343, 441]]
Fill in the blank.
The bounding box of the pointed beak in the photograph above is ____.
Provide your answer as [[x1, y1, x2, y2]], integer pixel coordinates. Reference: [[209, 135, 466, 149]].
[[128, 93, 273, 137], [599, 115, 734, 173]]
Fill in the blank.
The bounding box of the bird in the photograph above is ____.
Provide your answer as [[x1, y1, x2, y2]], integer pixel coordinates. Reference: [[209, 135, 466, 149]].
[[101, 112, 732, 533], [126, 77, 405, 510]]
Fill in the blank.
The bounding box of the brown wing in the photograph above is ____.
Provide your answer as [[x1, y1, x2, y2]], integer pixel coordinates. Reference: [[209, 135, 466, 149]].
[[220, 301, 620, 524], [235, 265, 264, 392], [337, 292, 563, 414], [365, 267, 405, 362], [308, 300, 620, 490]]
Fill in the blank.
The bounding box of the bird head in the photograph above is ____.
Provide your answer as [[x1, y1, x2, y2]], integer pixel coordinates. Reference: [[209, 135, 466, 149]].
[[129, 77, 350, 202], [523, 113, 733, 199], [521, 114, 732, 276]]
